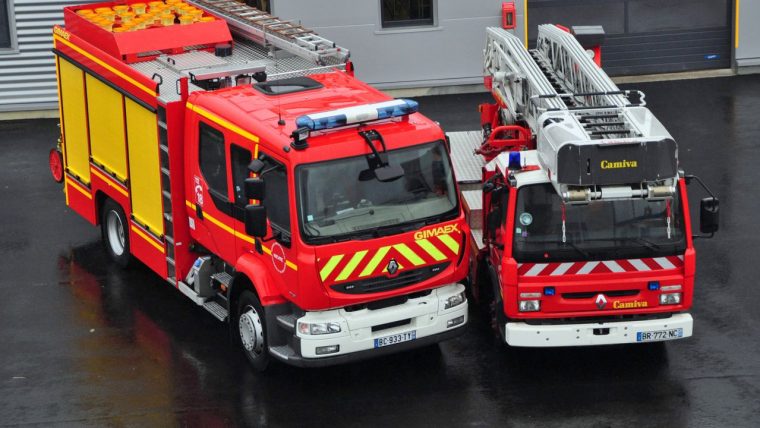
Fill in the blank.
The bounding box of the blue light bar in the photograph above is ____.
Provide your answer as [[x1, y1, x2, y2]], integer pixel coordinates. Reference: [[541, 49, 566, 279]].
[[648, 281, 660, 291], [295, 99, 419, 131]]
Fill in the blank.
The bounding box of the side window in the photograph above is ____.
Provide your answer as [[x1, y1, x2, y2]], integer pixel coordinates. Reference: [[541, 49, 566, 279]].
[[199, 122, 228, 199], [381, 0, 434, 29], [230, 144, 252, 207], [261, 155, 291, 234]]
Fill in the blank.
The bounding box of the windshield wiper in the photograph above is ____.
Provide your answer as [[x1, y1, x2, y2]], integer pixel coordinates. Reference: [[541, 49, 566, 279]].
[[561, 241, 591, 259], [374, 220, 426, 237], [317, 208, 375, 227]]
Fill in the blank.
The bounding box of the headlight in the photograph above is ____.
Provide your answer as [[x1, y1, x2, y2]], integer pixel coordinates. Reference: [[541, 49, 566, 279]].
[[297, 321, 342, 335], [659, 293, 682, 305], [519, 300, 540, 312], [444, 291, 466, 309]]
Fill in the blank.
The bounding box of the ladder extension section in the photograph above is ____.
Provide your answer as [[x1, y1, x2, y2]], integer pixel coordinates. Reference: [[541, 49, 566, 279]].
[[484, 27, 565, 130], [534, 24, 629, 109], [188, 0, 350, 66]]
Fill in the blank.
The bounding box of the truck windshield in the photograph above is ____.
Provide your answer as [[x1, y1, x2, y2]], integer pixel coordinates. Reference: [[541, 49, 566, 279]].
[[513, 184, 686, 262], [297, 141, 458, 244]]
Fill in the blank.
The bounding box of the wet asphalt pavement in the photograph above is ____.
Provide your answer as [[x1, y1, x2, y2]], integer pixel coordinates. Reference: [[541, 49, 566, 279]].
[[1, 75, 760, 427]]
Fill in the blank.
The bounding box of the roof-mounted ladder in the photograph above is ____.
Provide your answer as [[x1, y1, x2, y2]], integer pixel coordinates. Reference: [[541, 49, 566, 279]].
[[187, 0, 350, 66]]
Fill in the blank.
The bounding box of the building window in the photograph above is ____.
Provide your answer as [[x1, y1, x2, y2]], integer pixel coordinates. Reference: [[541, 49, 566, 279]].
[[1, 0, 17, 52], [381, 0, 434, 29]]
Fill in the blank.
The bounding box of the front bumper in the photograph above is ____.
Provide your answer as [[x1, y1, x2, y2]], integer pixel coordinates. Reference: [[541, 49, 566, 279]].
[[269, 283, 468, 367], [504, 313, 693, 347]]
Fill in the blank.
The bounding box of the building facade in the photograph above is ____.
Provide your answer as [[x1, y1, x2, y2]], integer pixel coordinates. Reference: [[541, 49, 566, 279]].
[[0, 0, 752, 113]]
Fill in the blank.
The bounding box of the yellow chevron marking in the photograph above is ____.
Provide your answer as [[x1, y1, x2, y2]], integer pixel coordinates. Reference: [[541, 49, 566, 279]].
[[438, 233, 460, 254], [335, 250, 368, 281], [320, 254, 344, 281], [393, 243, 424, 266], [359, 246, 390, 277], [417, 238, 447, 261]]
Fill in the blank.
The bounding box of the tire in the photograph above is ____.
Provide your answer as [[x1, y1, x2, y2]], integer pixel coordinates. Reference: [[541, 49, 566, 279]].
[[101, 199, 131, 268], [487, 264, 507, 341], [236, 290, 270, 371]]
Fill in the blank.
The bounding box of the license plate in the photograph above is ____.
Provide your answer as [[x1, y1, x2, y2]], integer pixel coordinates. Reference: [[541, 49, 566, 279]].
[[374, 330, 417, 348], [636, 328, 683, 342]]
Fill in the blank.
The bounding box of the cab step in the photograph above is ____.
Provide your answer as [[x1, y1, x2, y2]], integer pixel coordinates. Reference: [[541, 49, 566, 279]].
[[276, 313, 298, 332], [203, 300, 228, 322]]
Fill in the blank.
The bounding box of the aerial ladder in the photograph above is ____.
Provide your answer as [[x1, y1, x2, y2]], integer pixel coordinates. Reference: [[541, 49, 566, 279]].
[[478, 24, 678, 203]]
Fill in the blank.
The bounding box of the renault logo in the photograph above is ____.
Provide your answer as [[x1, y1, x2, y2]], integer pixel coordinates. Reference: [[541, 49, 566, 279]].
[[595, 294, 607, 309], [387, 259, 399, 276]]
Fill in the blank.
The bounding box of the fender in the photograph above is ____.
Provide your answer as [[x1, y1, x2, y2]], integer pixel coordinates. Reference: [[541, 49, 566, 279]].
[[232, 251, 287, 306]]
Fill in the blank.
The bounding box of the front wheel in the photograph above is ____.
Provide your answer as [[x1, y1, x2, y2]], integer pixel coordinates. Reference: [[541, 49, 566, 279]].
[[101, 199, 131, 268], [236, 290, 270, 371]]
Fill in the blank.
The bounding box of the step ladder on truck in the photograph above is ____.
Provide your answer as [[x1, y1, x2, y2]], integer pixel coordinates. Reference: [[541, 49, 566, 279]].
[[49, 0, 469, 370], [448, 24, 720, 347]]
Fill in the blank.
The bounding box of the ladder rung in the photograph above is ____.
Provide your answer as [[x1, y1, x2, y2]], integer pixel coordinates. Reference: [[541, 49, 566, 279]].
[[583, 121, 626, 127]]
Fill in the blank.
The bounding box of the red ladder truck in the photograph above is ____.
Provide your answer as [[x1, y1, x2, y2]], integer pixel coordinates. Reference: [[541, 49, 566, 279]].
[[449, 24, 719, 346], [48, 0, 469, 370]]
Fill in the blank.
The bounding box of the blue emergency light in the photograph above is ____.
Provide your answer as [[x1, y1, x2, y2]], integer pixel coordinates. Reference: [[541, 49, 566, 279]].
[[544, 286, 556, 296], [295, 99, 419, 131], [648, 281, 660, 291], [508, 151, 522, 170]]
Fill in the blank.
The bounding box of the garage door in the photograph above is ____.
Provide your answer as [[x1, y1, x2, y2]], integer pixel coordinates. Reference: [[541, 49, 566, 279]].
[[528, 0, 732, 75]]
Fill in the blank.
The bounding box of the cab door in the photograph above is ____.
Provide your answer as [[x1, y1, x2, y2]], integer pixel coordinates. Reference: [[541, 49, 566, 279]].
[[186, 120, 236, 264], [230, 145, 299, 300]]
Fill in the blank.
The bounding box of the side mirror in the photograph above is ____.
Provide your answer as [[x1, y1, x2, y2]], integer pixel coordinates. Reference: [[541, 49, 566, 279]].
[[375, 165, 405, 182], [244, 177, 265, 200], [699, 197, 719, 234], [245, 205, 268, 237]]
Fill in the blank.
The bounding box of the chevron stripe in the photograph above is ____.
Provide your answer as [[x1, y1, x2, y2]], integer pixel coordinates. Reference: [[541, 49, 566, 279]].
[[416, 238, 447, 261], [359, 246, 391, 277], [437, 233, 460, 254], [319, 254, 344, 281], [335, 250, 368, 281], [393, 243, 425, 266]]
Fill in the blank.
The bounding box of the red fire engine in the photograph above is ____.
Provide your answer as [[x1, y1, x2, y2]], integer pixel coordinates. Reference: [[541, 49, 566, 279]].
[[49, 0, 469, 370], [450, 25, 719, 346]]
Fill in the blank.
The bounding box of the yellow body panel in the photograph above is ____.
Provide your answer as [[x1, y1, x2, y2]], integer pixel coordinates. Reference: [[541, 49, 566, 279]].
[[126, 99, 164, 235], [59, 59, 90, 184], [87, 75, 128, 182]]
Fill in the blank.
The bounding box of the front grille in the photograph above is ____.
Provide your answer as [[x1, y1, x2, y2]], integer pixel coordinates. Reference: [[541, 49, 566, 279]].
[[331, 262, 449, 294], [372, 319, 411, 332], [343, 289, 433, 312], [562, 289, 640, 299]]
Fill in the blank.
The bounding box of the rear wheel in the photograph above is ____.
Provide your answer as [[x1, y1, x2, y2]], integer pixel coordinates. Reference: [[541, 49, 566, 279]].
[[236, 290, 270, 371], [49, 148, 63, 183], [101, 199, 131, 268]]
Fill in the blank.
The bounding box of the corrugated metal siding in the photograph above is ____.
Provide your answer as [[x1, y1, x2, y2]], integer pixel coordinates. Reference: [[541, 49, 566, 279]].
[[0, 0, 100, 112]]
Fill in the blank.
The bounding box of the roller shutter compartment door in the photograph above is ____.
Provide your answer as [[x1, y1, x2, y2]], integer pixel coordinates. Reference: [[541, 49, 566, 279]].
[[126, 99, 164, 236], [86, 75, 128, 182], [528, 0, 731, 76], [58, 59, 91, 184]]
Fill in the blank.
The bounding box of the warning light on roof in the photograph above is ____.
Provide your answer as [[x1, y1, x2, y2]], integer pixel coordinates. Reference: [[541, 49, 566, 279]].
[[508, 151, 522, 170], [295, 99, 419, 131]]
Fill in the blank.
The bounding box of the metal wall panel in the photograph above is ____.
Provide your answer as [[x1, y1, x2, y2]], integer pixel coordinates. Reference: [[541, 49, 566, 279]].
[[529, 0, 732, 76], [0, 0, 100, 112]]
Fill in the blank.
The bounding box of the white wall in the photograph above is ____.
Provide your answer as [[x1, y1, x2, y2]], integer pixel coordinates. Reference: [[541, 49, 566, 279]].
[[273, 0, 524, 89]]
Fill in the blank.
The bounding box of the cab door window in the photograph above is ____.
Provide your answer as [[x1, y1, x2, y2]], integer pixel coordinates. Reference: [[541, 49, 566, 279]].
[[261, 155, 291, 236], [199, 122, 229, 201], [230, 144, 252, 208]]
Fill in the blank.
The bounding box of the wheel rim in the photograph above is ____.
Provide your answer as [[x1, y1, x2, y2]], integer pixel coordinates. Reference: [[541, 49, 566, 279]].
[[239, 305, 265, 356], [49, 149, 63, 183], [106, 210, 125, 256]]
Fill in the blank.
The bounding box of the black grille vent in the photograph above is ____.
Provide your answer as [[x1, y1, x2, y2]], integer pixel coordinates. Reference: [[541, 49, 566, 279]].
[[562, 289, 640, 299], [331, 263, 449, 295]]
